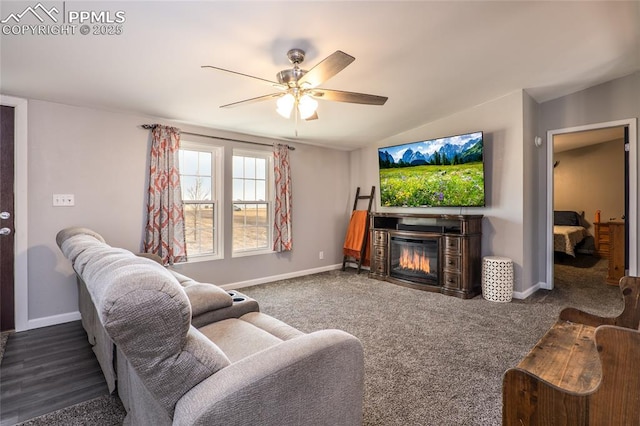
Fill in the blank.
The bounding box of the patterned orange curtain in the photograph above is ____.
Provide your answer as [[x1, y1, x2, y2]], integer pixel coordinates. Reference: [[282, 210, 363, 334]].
[[273, 144, 292, 252], [143, 125, 187, 264]]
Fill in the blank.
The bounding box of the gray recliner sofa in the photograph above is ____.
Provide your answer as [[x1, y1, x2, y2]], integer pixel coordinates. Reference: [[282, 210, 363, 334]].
[[56, 227, 364, 425]]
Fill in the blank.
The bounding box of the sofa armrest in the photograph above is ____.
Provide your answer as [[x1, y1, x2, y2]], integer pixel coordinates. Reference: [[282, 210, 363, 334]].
[[169, 270, 234, 317], [191, 290, 260, 328], [173, 329, 364, 426]]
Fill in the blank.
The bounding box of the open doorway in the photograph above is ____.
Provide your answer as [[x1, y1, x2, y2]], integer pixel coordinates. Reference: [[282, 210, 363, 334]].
[[545, 119, 637, 290], [553, 126, 626, 288]]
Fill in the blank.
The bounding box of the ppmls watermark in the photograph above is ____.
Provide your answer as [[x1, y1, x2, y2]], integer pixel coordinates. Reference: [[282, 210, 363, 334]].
[[1, 2, 126, 36]]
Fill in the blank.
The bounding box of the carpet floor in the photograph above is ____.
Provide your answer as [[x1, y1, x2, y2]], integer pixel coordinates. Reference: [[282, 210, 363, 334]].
[[1, 255, 623, 425]]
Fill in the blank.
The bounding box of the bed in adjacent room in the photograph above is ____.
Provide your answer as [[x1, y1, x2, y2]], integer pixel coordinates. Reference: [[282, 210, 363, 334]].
[[553, 210, 587, 257]]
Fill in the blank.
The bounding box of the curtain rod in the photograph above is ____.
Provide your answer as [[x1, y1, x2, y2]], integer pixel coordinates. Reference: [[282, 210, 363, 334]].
[[141, 124, 295, 150]]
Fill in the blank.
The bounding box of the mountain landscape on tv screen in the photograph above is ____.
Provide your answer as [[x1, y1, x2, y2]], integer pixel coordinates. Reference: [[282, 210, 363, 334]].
[[378, 136, 483, 168], [378, 133, 485, 207]]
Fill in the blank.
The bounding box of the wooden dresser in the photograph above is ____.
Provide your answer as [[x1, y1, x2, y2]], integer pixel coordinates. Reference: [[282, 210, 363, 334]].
[[594, 221, 626, 285], [593, 222, 610, 258], [607, 222, 625, 285]]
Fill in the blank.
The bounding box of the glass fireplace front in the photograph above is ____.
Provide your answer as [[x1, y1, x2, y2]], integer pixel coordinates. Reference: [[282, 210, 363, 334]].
[[389, 235, 439, 286]]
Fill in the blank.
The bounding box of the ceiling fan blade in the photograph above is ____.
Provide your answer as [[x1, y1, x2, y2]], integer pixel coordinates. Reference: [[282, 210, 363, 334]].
[[297, 51, 355, 88], [202, 66, 286, 89], [305, 111, 319, 121], [310, 88, 388, 105], [220, 93, 282, 108]]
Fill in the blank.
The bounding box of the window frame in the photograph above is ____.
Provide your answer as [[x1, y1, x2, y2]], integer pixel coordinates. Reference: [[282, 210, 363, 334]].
[[179, 141, 224, 262], [231, 148, 275, 257]]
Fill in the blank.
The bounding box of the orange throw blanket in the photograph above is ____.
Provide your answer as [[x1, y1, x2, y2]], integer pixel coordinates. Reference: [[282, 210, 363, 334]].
[[343, 210, 370, 266]]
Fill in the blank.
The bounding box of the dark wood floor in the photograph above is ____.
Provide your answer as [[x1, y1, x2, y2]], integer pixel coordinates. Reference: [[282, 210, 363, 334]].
[[0, 321, 109, 425]]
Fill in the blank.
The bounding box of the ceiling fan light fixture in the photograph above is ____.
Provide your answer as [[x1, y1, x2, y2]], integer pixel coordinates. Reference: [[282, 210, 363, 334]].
[[298, 94, 318, 120], [205, 49, 386, 124], [276, 93, 295, 118]]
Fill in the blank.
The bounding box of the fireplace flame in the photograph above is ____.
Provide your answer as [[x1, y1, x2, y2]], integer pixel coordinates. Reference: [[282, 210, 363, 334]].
[[398, 246, 431, 274]]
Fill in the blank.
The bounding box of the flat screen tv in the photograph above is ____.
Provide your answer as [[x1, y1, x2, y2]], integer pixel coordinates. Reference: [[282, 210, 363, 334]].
[[378, 131, 485, 207]]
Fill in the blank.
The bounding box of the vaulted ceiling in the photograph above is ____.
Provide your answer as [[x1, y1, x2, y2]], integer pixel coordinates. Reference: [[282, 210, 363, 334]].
[[1, 1, 638, 150]]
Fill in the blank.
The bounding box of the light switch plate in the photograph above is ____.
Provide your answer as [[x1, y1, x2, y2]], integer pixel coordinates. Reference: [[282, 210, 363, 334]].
[[53, 194, 75, 206]]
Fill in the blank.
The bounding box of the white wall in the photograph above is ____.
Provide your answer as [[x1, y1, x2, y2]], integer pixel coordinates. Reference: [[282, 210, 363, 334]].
[[26, 99, 352, 326], [350, 91, 532, 293], [554, 140, 626, 232]]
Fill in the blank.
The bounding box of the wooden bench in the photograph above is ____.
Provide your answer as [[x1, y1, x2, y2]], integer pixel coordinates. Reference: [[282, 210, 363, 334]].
[[503, 276, 640, 425]]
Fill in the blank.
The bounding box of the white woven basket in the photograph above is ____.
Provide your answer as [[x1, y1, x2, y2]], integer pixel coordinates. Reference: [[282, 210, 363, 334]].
[[481, 256, 514, 302]]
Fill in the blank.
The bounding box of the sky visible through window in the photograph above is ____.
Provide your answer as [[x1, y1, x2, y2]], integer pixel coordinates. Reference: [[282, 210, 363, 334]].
[[180, 150, 212, 201], [233, 155, 266, 202]]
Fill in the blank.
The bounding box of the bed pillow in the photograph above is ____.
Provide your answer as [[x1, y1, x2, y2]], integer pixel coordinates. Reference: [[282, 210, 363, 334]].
[[554, 210, 581, 226]]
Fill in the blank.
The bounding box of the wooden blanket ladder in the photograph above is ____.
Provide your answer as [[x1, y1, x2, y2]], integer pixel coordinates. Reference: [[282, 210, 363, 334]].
[[342, 186, 375, 273]]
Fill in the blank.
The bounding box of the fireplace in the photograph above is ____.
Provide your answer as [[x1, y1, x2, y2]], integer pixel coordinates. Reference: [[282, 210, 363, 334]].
[[370, 213, 482, 299], [389, 234, 440, 286]]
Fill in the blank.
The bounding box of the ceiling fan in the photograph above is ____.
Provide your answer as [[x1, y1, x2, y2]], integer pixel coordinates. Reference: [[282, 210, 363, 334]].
[[202, 48, 388, 122]]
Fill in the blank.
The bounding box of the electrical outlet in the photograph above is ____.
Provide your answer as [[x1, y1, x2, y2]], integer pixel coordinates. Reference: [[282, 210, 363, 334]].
[[319, 251, 324, 260], [53, 194, 75, 207]]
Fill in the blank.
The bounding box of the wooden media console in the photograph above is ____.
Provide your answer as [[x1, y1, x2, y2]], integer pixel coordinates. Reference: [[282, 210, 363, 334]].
[[369, 213, 482, 299]]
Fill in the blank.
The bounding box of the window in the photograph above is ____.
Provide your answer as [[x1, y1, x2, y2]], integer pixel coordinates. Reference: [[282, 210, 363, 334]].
[[179, 142, 223, 260], [232, 150, 273, 255]]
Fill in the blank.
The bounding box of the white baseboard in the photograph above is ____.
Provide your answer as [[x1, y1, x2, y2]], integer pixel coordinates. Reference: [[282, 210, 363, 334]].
[[343, 261, 371, 272], [27, 311, 81, 330], [221, 263, 344, 290], [512, 282, 543, 300]]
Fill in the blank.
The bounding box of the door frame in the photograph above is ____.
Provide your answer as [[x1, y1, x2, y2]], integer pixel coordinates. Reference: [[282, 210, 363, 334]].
[[1, 95, 28, 332], [545, 118, 637, 289]]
